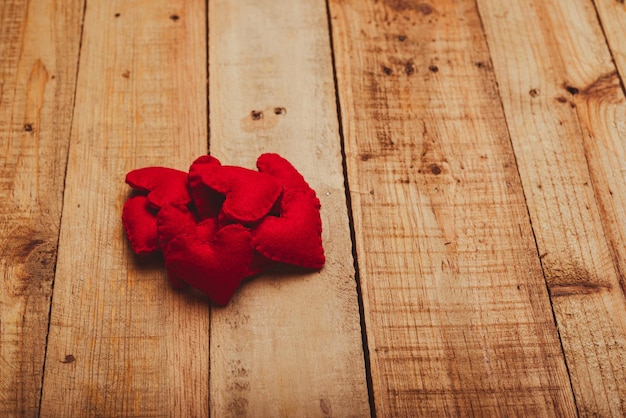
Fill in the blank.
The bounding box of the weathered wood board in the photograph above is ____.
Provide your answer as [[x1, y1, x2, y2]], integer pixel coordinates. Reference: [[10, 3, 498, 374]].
[[207, 0, 370, 416], [39, 1, 210, 416], [477, 0, 626, 415], [0, 0, 83, 415], [328, 0, 577, 415]]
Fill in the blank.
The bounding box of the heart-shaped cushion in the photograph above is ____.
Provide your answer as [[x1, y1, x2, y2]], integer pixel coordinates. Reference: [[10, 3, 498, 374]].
[[126, 167, 190, 209], [253, 154, 324, 268], [188, 155, 224, 220], [122, 195, 159, 255], [164, 224, 254, 306], [252, 189, 325, 269], [256, 153, 317, 197], [156, 204, 217, 251], [201, 164, 282, 225]]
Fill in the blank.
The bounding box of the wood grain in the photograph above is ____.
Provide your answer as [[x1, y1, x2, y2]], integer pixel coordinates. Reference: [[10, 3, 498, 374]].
[[595, 0, 626, 79], [39, 1, 210, 416], [207, 0, 370, 416], [328, 0, 577, 415], [477, 0, 626, 415], [0, 0, 83, 415], [594, 0, 626, 295]]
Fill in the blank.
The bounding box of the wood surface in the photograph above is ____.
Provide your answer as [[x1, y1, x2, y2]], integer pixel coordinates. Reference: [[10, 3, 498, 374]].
[[39, 0, 210, 416], [477, 0, 626, 415], [595, 0, 626, 79], [1, 0, 625, 416], [328, 0, 577, 415], [594, 0, 626, 296], [207, 0, 370, 415], [0, 0, 83, 415]]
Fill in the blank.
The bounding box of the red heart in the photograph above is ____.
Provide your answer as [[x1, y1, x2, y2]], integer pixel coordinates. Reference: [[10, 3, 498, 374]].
[[256, 153, 317, 197], [126, 167, 190, 209], [253, 154, 324, 268], [252, 189, 325, 269], [157, 204, 218, 289], [164, 224, 254, 305], [201, 164, 282, 225], [156, 204, 217, 251], [122, 195, 159, 255], [188, 155, 224, 219]]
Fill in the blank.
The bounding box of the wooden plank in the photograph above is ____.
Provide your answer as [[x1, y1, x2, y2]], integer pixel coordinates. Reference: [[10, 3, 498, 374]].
[[594, 0, 626, 292], [0, 0, 83, 415], [39, 1, 209, 416], [207, 0, 370, 415], [476, 0, 626, 415], [328, 0, 577, 415], [595, 0, 626, 80]]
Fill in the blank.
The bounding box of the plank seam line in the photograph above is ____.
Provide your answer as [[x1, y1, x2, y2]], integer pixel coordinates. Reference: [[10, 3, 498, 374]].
[[205, 0, 212, 416], [205, 0, 211, 153], [324, 1, 376, 417], [590, 0, 626, 98], [472, 1, 580, 415], [37, 0, 89, 415]]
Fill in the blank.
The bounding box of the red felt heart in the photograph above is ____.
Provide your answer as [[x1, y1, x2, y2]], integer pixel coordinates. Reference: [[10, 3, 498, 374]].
[[126, 166, 190, 209], [252, 189, 325, 269], [253, 154, 324, 268], [157, 203, 267, 285], [156, 204, 217, 250], [188, 155, 224, 219], [122, 195, 159, 255], [201, 163, 282, 225], [157, 204, 218, 289], [121, 153, 325, 305], [256, 153, 317, 197], [164, 224, 254, 305]]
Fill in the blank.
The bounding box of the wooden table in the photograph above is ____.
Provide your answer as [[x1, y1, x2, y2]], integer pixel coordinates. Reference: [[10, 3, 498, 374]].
[[2, 0, 625, 416]]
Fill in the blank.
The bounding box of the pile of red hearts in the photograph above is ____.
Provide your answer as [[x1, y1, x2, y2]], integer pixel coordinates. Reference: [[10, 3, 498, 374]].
[[122, 153, 325, 305]]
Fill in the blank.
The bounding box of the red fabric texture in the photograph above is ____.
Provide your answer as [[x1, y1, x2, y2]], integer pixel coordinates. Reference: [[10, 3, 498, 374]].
[[200, 164, 282, 225], [121, 154, 325, 305], [122, 195, 159, 255], [126, 167, 190, 209], [254, 154, 325, 268]]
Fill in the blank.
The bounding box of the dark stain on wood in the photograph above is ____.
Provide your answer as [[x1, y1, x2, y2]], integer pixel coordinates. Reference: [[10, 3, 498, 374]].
[[3, 230, 57, 296], [319, 398, 332, 416], [61, 354, 76, 364], [550, 282, 612, 297], [428, 65, 439, 73], [383, 0, 434, 15], [580, 71, 621, 101], [529, 88, 539, 97], [23, 123, 33, 132], [545, 261, 612, 297], [250, 110, 263, 120], [18, 239, 46, 257]]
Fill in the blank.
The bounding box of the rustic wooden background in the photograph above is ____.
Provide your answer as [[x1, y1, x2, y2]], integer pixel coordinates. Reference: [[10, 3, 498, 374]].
[[1, 0, 625, 416]]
